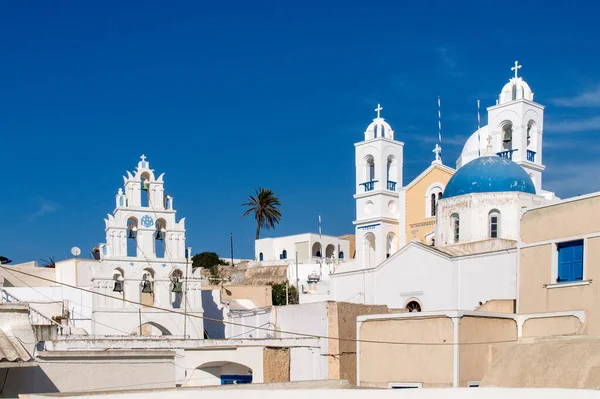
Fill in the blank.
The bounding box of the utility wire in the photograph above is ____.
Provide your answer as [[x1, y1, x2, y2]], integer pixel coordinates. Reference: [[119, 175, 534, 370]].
[[0, 264, 519, 347]]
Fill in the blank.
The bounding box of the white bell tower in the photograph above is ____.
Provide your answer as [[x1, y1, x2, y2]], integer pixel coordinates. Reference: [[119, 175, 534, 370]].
[[487, 61, 545, 191], [354, 104, 403, 268]]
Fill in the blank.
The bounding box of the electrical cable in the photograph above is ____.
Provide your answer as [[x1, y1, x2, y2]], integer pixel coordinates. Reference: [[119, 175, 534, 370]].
[[0, 264, 519, 347]]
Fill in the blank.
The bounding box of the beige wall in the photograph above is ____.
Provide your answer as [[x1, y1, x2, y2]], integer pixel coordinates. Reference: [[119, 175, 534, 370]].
[[405, 166, 453, 243], [458, 316, 517, 387], [0, 262, 57, 287], [359, 316, 454, 388], [521, 316, 583, 338], [326, 302, 388, 385], [204, 285, 273, 308], [521, 196, 600, 243], [519, 195, 600, 334], [475, 300, 515, 314], [263, 347, 290, 383]]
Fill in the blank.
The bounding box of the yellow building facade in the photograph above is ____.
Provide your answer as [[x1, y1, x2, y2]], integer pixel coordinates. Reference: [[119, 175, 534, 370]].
[[400, 162, 455, 246]]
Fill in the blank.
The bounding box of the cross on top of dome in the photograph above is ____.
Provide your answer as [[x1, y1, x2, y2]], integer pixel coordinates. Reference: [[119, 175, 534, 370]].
[[511, 60, 522, 79], [375, 104, 383, 119]]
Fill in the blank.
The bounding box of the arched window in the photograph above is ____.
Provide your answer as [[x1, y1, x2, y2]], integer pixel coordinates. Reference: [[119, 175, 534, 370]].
[[339, 251, 344, 259], [364, 233, 376, 268], [312, 242, 321, 258], [386, 233, 398, 258], [489, 210, 500, 239], [451, 214, 460, 243], [386, 156, 397, 189], [112, 268, 124, 303], [126, 218, 138, 257], [259, 252, 263, 261], [502, 122, 513, 150], [140, 172, 151, 208], [155, 219, 166, 258], [119, 197, 125, 207], [406, 301, 421, 312], [365, 156, 375, 182], [281, 250, 287, 260], [170, 269, 183, 309], [141, 269, 155, 306], [426, 185, 444, 218], [325, 244, 335, 258]]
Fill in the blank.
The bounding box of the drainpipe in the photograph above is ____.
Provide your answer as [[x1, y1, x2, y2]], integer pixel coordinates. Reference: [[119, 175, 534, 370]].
[[453, 315, 460, 388]]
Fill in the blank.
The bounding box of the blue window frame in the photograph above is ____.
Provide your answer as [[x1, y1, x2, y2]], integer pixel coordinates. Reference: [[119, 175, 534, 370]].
[[221, 374, 252, 385], [259, 252, 263, 261], [557, 239, 584, 283]]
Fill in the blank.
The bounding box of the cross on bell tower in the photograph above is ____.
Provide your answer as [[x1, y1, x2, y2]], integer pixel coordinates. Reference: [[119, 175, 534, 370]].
[[511, 60, 522, 79]]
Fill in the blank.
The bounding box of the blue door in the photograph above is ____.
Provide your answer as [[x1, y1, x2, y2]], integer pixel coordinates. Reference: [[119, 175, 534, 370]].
[[220, 374, 252, 385]]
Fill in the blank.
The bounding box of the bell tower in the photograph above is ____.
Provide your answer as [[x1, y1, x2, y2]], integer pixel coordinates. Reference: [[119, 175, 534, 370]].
[[487, 61, 545, 191], [354, 104, 404, 268], [101, 155, 187, 261]]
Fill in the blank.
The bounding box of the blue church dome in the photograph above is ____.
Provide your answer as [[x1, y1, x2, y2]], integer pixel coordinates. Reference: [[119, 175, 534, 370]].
[[443, 156, 536, 199]]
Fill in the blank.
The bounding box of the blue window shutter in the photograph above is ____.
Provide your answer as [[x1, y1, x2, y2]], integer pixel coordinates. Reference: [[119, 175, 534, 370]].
[[573, 241, 584, 280], [558, 243, 573, 282], [558, 240, 584, 282]]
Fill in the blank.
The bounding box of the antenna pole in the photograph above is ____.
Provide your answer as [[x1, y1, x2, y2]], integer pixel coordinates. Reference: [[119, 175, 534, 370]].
[[184, 247, 191, 339], [230, 233, 234, 267], [477, 100, 481, 157], [295, 251, 299, 291]]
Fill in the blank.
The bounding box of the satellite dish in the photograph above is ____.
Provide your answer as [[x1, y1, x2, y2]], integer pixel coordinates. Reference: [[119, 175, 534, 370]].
[[71, 247, 81, 257]]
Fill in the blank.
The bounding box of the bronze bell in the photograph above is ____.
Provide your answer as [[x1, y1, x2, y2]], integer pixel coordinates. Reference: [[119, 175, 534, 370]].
[[156, 231, 164, 241], [141, 280, 153, 294], [128, 229, 136, 239], [113, 280, 123, 292], [142, 180, 149, 191], [171, 279, 183, 293]]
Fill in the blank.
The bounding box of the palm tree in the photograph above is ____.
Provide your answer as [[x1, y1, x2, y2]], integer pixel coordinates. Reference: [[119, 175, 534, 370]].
[[242, 188, 282, 239]]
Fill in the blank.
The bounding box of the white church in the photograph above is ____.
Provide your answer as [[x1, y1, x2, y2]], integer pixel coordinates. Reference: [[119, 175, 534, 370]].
[[255, 61, 560, 312], [1, 156, 205, 338]]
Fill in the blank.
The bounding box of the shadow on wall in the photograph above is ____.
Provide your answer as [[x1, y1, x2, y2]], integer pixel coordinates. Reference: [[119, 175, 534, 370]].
[[0, 366, 58, 397], [202, 290, 225, 339]]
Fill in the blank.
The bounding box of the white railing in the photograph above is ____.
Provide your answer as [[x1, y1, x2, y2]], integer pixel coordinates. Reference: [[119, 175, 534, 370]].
[[0, 289, 68, 335]]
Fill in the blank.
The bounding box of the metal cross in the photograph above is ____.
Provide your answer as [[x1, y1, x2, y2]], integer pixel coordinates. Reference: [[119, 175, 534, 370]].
[[433, 143, 442, 161], [375, 104, 383, 118], [511, 60, 522, 79], [140, 154, 146, 162]]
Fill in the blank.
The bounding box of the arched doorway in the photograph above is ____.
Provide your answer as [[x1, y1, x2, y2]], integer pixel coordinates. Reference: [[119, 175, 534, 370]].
[[186, 361, 253, 387]]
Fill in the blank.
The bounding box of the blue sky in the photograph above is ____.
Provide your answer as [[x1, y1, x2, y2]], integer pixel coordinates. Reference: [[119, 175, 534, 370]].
[[2, 1, 600, 264]]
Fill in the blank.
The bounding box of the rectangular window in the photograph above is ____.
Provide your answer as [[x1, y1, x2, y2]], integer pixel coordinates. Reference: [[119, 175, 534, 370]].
[[453, 219, 459, 243], [388, 383, 422, 389], [557, 239, 584, 283], [490, 216, 498, 238]]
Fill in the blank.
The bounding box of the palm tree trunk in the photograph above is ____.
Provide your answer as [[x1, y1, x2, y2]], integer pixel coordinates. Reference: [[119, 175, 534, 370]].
[[255, 223, 260, 240]]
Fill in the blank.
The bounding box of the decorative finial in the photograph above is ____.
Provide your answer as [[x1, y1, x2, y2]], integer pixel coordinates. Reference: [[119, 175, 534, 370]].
[[140, 154, 146, 162], [375, 104, 383, 119], [511, 60, 522, 79], [118, 188, 123, 195], [433, 143, 442, 163]]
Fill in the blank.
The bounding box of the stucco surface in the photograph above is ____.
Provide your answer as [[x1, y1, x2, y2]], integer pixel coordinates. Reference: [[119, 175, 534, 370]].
[[481, 336, 600, 389], [263, 347, 290, 383]]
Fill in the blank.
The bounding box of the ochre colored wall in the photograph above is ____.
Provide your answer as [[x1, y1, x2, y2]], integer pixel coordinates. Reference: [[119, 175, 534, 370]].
[[327, 302, 388, 384], [405, 166, 453, 243], [521, 316, 583, 338], [519, 195, 600, 334], [262, 347, 290, 383], [521, 196, 600, 243], [359, 316, 454, 388], [458, 316, 517, 387]]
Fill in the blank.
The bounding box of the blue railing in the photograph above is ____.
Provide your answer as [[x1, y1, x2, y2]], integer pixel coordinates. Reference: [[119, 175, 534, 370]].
[[527, 150, 536, 162], [360, 180, 377, 192], [497, 149, 518, 160], [387, 181, 397, 191]]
